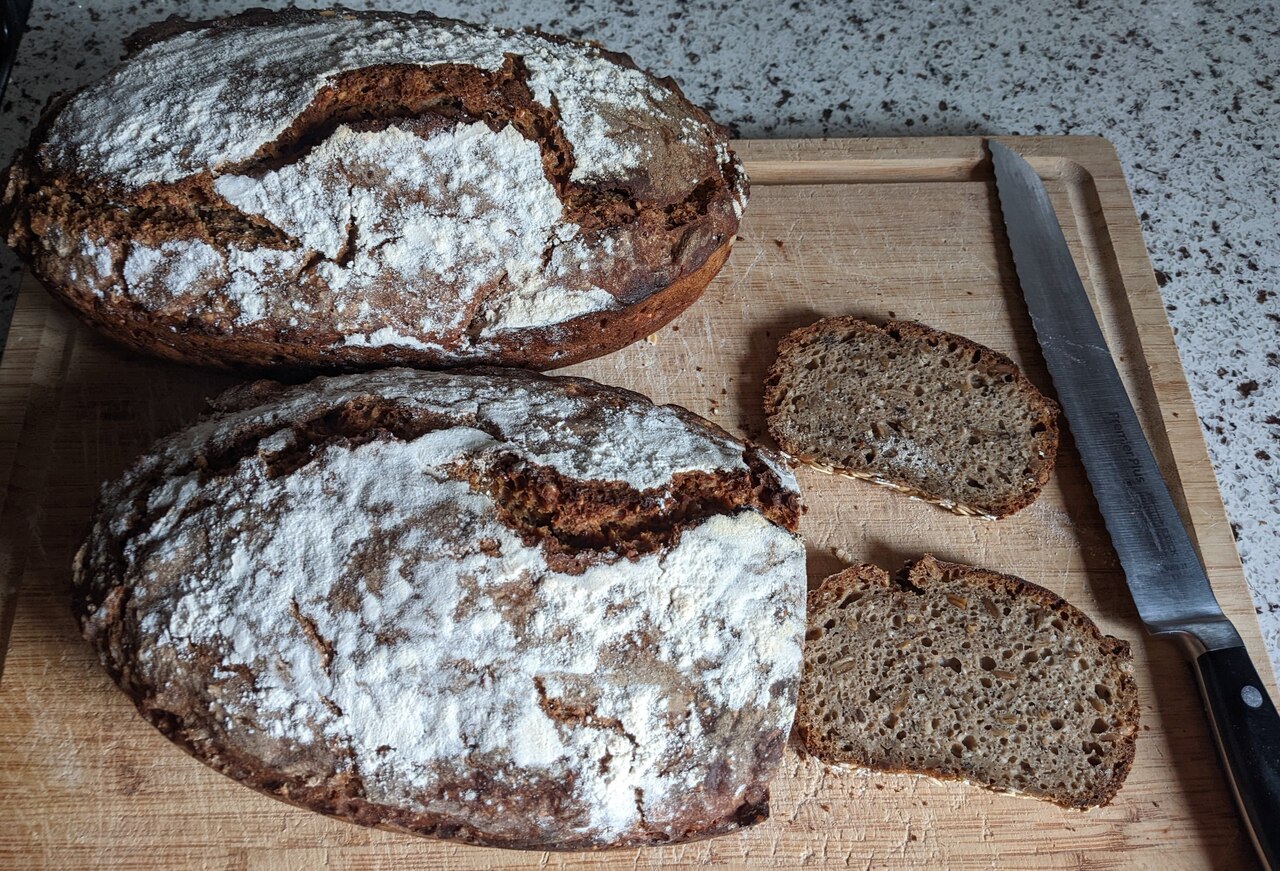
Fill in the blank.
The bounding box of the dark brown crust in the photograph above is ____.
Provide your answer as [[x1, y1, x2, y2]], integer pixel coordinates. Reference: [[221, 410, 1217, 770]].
[[1, 8, 746, 373], [73, 368, 801, 850], [795, 555, 1140, 810], [30, 238, 730, 375], [762, 317, 1060, 518], [87, 687, 771, 851]]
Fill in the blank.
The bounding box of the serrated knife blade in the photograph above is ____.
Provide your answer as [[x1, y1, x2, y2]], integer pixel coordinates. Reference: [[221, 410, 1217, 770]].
[[989, 139, 1279, 869]]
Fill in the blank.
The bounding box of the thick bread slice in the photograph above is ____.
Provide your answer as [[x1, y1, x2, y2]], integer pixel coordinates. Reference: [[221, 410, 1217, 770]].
[[74, 368, 805, 850], [763, 317, 1059, 518], [796, 555, 1139, 809]]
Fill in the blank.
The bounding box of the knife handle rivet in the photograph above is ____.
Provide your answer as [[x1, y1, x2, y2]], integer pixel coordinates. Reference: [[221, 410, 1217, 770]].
[[1241, 685, 1263, 708]]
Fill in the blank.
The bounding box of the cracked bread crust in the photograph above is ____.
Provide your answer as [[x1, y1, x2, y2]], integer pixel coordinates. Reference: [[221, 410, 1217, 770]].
[[796, 556, 1140, 810], [73, 368, 805, 850], [2, 8, 747, 371]]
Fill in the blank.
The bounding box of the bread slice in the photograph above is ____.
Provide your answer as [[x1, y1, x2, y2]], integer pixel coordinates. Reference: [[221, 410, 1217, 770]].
[[763, 317, 1059, 518], [796, 555, 1139, 809]]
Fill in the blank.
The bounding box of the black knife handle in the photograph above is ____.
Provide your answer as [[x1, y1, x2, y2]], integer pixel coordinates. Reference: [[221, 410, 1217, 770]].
[[1192, 645, 1280, 869]]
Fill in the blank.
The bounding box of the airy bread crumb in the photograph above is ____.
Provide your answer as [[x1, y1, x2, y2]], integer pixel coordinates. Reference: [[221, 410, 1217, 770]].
[[796, 555, 1140, 809], [763, 317, 1059, 518]]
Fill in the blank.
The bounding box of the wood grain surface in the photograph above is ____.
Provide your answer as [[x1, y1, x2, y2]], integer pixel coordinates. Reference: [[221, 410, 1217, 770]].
[[0, 137, 1272, 870]]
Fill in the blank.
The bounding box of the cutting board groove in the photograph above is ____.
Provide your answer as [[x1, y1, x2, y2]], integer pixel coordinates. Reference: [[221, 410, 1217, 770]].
[[0, 137, 1271, 870]]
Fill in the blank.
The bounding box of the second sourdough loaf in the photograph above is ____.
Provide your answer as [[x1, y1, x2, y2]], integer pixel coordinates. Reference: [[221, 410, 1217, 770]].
[[2, 8, 747, 371], [73, 368, 806, 849]]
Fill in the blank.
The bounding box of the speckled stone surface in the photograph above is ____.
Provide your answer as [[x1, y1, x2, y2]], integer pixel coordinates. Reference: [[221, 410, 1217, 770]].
[[1, 0, 1277, 677]]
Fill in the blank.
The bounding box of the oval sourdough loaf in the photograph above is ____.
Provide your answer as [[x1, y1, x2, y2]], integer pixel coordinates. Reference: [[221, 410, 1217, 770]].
[[73, 368, 805, 849], [1, 8, 747, 370]]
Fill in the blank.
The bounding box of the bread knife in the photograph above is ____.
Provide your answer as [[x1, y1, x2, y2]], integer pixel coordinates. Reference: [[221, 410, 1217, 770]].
[[988, 139, 1279, 869]]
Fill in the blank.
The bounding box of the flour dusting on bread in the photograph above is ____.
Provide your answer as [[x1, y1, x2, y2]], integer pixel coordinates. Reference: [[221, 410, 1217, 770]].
[[131, 436, 797, 837], [43, 14, 692, 189], [104, 120, 616, 340], [5, 9, 747, 370], [75, 369, 804, 849]]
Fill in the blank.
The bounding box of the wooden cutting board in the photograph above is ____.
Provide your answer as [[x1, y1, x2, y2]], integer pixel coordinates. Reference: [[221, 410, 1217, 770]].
[[0, 137, 1273, 870]]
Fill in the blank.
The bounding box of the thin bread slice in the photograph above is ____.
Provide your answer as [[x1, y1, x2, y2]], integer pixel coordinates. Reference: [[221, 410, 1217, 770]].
[[796, 555, 1140, 809], [763, 317, 1059, 518]]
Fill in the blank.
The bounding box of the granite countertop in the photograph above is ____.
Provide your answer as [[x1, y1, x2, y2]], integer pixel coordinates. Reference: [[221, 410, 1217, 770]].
[[1, 1, 1276, 675]]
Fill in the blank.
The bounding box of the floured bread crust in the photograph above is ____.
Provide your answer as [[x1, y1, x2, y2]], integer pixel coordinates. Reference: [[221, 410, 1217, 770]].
[[73, 368, 805, 850], [2, 8, 747, 371]]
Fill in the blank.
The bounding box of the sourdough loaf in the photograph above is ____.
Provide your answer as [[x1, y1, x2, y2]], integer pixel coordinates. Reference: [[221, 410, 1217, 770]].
[[763, 317, 1059, 518], [797, 556, 1140, 809], [2, 9, 747, 370], [73, 368, 805, 849]]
